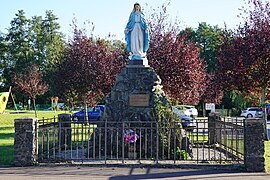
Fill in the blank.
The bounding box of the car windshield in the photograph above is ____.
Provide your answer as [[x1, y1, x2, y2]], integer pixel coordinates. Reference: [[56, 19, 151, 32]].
[[185, 106, 195, 109], [248, 108, 259, 111], [80, 107, 101, 112]]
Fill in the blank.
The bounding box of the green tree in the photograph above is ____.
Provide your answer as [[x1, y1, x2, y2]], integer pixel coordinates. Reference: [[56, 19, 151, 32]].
[[38, 11, 65, 72], [2, 10, 65, 103], [0, 32, 7, 90], [3, 10, 31, 88], [183, 22, 224, 73]]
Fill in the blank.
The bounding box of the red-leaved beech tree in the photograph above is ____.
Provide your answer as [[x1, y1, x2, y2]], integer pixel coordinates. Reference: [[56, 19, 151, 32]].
[[199, 73, 224, 104], [56, 27, 125, 106], [13, 65, 48, 117], [216, 0, 270, 139], [217, 0, 270, 104], [146, 4, 208, 105]]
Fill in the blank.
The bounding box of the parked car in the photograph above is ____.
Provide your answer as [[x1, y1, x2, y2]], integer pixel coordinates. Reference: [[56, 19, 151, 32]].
[[180, 115, 196, 129], [240, 107, 263, 118], [172, 105, 198, 129], [72, 105, 104, 123], [173, 105, 198, 118], [95, 104, 105, 112]]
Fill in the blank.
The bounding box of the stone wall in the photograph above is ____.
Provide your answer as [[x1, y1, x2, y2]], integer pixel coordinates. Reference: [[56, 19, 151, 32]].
[[14, 117, 38, 166]]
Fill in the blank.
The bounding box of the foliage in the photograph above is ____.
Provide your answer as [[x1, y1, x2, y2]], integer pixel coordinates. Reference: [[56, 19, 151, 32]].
[[1, 10, 65, 104], [4, 10, 65, 73], [182, 22, 224, 73], [217, 0, 270, 103], [175, 147, 187, 160], [13, 65, 49, 117], [146, 3, 207, 105], [180, 23, 225, 104], [153, 95, 183, 155], [55, 22, 125, 106], [199, 73, 224, 104], [0, 32, 7, 87]]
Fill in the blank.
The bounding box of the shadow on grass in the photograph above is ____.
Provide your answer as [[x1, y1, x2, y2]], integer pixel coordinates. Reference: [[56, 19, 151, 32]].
[[0, 126, 14, 140], [0, 145, 14, 165], [0, 126, 14, 131], [0, 133, 14, 140], [0, 126, 14, 165]]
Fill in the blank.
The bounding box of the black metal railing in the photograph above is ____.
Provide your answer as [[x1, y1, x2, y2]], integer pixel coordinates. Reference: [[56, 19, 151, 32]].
[[215, 117, 244, 159], [37, 117, 244, 164]]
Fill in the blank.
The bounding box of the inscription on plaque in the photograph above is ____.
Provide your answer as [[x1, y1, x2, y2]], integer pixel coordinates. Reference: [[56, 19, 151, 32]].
[[129, 94, 149, 106]]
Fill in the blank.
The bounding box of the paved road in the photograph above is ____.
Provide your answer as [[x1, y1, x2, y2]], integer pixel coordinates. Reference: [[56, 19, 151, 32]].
[[0, 166, 270, 180]]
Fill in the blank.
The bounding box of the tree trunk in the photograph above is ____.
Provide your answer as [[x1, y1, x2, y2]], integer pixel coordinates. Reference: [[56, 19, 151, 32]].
[[33, 98, 37, 118], [84, 95, 88, 124]]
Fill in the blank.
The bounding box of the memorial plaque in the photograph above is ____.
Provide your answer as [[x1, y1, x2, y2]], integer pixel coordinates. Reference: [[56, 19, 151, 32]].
[[129, 94, 149, 106]]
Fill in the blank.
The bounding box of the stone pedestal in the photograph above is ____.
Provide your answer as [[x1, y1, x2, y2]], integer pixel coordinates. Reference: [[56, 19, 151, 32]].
[[87, 62, 171, 160], [14, 117, 38, 166], [127, 59, 149, 66], [105, 65, 166, 122], [93, 64, 169, 159]]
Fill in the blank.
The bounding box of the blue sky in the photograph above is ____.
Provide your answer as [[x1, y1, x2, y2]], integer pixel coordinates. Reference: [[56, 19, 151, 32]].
[[0, 0, 248, 41]]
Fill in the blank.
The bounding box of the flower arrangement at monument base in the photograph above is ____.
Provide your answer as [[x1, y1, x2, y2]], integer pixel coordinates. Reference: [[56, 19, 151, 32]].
[[124, 129, 139, 159]]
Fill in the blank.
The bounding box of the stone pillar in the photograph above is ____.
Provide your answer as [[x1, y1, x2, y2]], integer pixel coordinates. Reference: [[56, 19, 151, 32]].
[[14, 117, 38, 166], [244, 118, 265, 172], [208, 113, 215, 145], [208, 112, 221, 145], [58, 114, 72, 149]]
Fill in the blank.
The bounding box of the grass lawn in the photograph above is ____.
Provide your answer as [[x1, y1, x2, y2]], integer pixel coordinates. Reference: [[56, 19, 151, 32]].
[[265, 141, 270, 172], [0, 126, 14, 165]]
